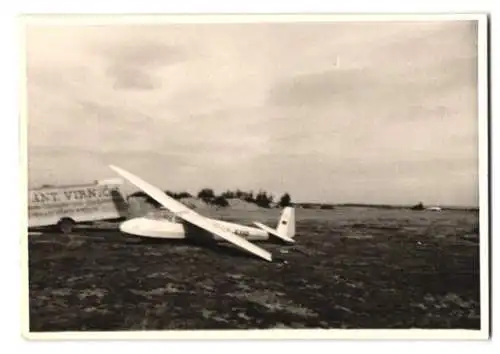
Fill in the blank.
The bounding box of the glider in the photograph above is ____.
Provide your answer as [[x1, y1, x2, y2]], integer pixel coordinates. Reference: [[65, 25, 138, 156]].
[[109, 165, 296, 262]]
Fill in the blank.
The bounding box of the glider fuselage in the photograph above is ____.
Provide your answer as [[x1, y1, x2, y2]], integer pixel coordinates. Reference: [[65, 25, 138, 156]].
[[120, 216, 271, 241]]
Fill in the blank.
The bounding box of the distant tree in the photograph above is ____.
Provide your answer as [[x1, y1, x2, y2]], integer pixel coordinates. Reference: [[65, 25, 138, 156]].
[[176, 191, 192, 199], [244, 191, 254, 203], [221, 190, 235, 199], [164, 191, 192, 200], [255, 190, 273, 208], [279, 193, 292, 207], [197, 188, 215, 202], [219, 189, 256, 202], [234, 188, 245, 199], [212, 195, 229, 208], [165, 190, 176, 198]]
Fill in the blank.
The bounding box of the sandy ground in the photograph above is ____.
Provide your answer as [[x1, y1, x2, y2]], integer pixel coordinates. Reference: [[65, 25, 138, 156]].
[[27, 207, 480, 331]]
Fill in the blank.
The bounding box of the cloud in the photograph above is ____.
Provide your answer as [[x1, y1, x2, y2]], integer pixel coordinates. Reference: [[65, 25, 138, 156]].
[[99, 41, 186, 90], [269, 68, 366, 107], [106, 65, 158, 90]]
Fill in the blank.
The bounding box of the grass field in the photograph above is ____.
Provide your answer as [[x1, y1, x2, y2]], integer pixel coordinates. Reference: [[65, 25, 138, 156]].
[[27, 207, 480, 331]]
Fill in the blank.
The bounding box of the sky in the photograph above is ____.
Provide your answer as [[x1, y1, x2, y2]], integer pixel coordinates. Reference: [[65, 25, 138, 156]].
[[25, 18, 479, 206]]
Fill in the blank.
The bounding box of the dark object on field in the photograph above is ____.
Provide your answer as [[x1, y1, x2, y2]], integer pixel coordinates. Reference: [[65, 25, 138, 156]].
[[411, 202, 425, 210], [212, 196, 229, 207], [57, 217, 75, 234]]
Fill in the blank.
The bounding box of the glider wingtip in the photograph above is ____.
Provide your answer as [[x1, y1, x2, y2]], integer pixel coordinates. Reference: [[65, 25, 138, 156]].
[[109, 165, 128, 176]]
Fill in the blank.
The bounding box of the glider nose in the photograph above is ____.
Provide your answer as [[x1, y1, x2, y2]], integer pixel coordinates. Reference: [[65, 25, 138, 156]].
[[119, 218, 140, 234]]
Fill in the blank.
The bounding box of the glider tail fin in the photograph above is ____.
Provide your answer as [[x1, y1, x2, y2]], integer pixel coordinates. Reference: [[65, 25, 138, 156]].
[[276, 207, 296, 239]]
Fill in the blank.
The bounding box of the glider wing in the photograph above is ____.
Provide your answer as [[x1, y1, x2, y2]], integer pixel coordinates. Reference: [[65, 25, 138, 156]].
[[109, 165, 272, 262]]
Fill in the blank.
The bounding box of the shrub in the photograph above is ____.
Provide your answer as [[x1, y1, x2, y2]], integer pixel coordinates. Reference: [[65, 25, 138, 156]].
[[197, 188, 215, 202], [279, 193, 292, 207], [255, 190, 273, 208], [320, 204, 335, 210], [411, 202, 425, 210], [221, 190, 235, 199], [212, 195, 229, 207], [176, 191, 192, 199]]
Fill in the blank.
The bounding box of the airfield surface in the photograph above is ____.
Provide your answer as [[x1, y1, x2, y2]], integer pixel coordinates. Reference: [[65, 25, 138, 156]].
[[27, 207, 480, 331]]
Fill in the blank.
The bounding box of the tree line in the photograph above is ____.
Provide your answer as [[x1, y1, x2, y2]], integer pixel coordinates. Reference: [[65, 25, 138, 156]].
[[129, 188, 292, 209], [197, 188, 291, 208]]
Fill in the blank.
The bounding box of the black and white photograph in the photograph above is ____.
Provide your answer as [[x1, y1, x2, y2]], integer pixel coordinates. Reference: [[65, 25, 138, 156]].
[[21, 14, 489, 339]]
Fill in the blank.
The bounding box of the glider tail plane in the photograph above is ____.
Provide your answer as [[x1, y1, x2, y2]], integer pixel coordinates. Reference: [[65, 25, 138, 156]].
[[277, 206, 296, 239], [253, 206, 296, 244]]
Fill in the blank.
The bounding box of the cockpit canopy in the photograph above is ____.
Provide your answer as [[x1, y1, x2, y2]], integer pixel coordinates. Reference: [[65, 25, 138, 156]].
[[144, 207, 180, 223]]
